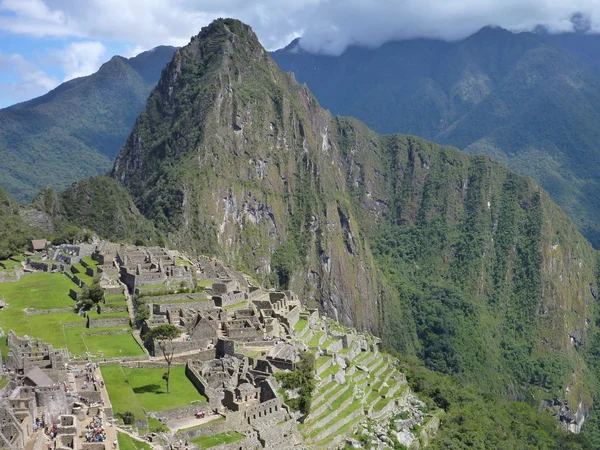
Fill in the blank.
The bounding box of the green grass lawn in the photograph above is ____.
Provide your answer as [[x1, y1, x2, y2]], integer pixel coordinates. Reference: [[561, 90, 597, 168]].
[[102, 364, 206, 419], [117, 432, 152, 450], [101, 365, 146, 419], [308, 331, 325, 348], [84, 333, 144, 358], [147, 417, 169, 433], [0, 273, 140, 360], [88, 309, 130, 319], [104, 293, 127, 303], [294, 318, 308, 332], [0, 256, 25, 272], [81, 257, 98, 269], [0, 272, 76, 309], [192, 432, 244, 448]]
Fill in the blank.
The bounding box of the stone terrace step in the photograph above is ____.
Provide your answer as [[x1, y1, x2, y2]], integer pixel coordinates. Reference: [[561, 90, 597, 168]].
[[304, 384, 355, 436], [353, 350, 372, 365], [311, 381, 338, 408], [308, 383, 351, 421], [365, 353, 384, 371], [307, 397, 364, 444], [312, 414, 364, 449]]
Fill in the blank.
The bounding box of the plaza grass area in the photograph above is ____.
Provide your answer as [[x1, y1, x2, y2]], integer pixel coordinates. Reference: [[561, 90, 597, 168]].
[[192, 432, 244, 448], [117, 432, 152, 450], [0, 272, 76, 309], [102, 364, 206, 420], [0, 256, 25, 272], [0, 272, 141, 360]]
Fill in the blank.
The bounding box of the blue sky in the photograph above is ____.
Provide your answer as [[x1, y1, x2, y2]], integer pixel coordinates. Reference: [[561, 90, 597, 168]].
[[0, 0, 594, 108]]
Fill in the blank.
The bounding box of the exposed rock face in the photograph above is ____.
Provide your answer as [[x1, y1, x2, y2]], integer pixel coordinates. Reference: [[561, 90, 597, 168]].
[[112, 18, 599, 423], [113, 19, 382, 331]]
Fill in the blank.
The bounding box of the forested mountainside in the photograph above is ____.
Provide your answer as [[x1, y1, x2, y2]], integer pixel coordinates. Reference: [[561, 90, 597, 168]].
[[110, 18, 600, 439], [272, 28, 600, 249], [0, 46, 176, 203]]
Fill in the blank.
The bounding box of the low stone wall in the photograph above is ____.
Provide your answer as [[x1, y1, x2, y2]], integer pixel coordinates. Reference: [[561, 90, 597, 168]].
[[87, 317, 130, 328], [145, 293, 209, 303], [153, 301, 213, 315], [154, 404, 206, 421], [102, 305, 128, 314], [26, 307, 73, 315], [81, 443, 106, 450], [85, 329, 129, 336], [174, 418, 227, 441]]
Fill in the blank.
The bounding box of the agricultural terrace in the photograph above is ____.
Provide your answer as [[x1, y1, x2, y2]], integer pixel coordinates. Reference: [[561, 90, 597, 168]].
[[0, 271, 144, 359]]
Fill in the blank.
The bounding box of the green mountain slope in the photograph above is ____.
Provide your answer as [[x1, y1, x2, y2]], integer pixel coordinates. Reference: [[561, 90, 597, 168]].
[[27, 177, 163, 247], [111, 18, 600, 434], [0, 46, 176, 203], [272, 28, 600, 248]]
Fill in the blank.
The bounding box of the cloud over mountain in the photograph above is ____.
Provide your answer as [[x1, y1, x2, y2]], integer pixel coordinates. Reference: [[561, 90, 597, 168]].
[[1, 0, 600, 55]]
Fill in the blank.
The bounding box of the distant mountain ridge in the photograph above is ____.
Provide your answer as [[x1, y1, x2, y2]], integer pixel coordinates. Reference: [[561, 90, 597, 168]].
[[0, 45, 177, 202], [272, 27, 600, 247]]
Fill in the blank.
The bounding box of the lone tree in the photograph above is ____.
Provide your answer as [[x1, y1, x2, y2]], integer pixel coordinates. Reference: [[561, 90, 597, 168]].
[[145, 324, 182, 394]]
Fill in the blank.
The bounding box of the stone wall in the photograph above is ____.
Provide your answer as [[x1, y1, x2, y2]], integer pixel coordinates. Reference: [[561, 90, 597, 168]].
[[152, 404, 207, 421], [87, 317, 130, 328], [153, 301, 213, 315], [26, 307, 73, 315], [174, 418, 227, 441]]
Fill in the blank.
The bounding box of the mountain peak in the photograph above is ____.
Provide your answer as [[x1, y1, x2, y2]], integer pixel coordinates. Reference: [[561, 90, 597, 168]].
[[184, 18, 265, 60]]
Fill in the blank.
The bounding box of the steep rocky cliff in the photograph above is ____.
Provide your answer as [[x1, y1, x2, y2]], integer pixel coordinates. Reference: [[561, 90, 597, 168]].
[[113, 19, 382, 330], [112, 19, 599, 426]]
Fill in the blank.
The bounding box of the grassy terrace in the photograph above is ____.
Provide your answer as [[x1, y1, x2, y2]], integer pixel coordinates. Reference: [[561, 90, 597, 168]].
[[63, 326, 144, 358], [308, 331, 325, 348], [105, 293, 127, 303], [81, 257, 98, 269], [192, 432, 244, 448], [294, 318, 308, 332], [88, 309, 130, 319], [0, 256, 25, 272], [315, 355, 331, 369], [102, 365, 207, 421], [312, 415, 364, 448], [0, 272, 142, 360], [117, 432, 152, 450], [224, 300, 248, 310]]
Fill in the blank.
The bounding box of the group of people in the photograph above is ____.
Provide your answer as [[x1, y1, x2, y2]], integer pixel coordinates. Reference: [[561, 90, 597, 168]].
[[85, 415, 106, 443], [45, 423, 58, 440], [194, 410, 206, 419], [33, 416, 45, 432], [75, 362, 105, 392]]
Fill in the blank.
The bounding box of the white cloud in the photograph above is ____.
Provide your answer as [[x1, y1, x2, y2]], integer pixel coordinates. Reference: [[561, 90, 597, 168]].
[[0, 53, 59, 103], [1, 0, 600, 57], [53, 41, 106, 81]]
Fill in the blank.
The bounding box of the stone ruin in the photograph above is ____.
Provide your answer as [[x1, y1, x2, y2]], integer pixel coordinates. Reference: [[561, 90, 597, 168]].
[[0, 333, 114, 449], [185, 339, 302, 449], [117, 245, 193, 293]]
